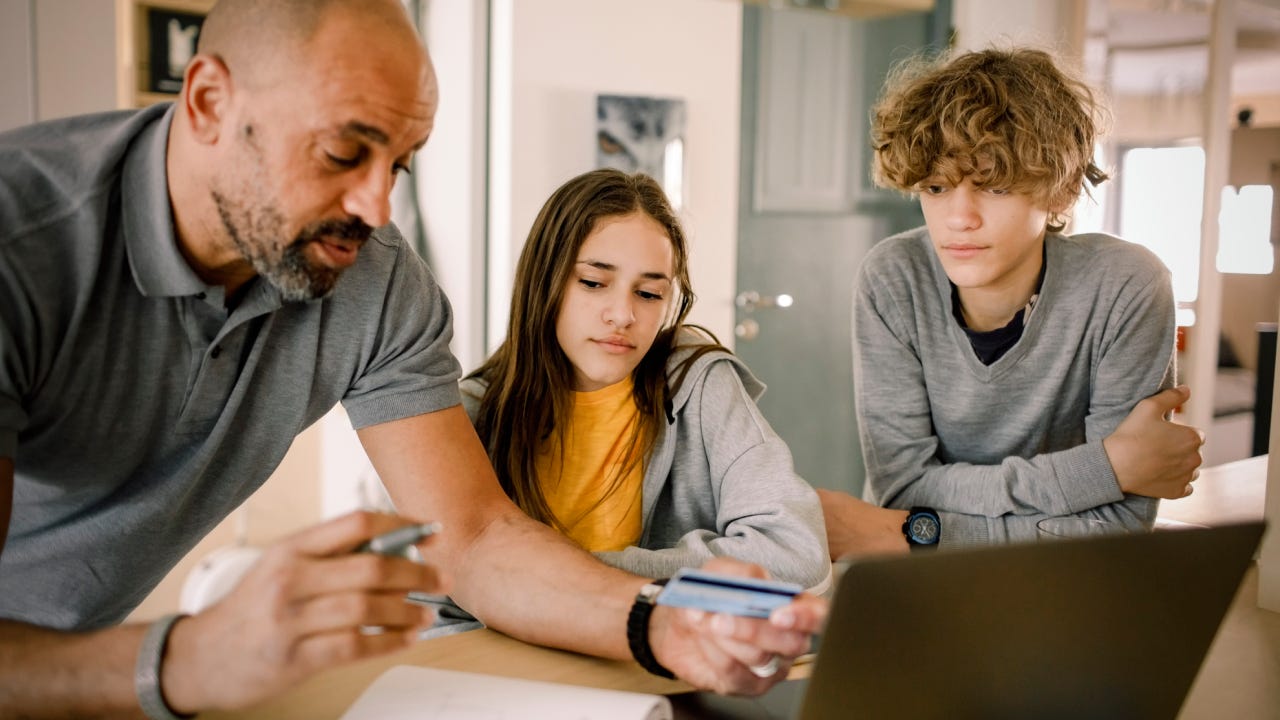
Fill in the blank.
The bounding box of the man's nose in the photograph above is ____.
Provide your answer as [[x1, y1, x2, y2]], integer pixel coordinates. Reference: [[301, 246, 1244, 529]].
[[342, 168, 394, 229]]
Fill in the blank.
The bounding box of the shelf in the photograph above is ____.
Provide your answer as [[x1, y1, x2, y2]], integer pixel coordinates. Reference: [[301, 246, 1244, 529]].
[[116, 0, 214, 109]]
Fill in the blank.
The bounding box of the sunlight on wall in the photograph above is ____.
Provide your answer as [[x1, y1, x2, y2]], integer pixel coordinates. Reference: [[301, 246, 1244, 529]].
[[664, 138, 685, 209]]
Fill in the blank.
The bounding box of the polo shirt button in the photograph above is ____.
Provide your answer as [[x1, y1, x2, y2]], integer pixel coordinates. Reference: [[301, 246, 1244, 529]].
[[196, 292, 207, 300], [210, 345, 222, 359]]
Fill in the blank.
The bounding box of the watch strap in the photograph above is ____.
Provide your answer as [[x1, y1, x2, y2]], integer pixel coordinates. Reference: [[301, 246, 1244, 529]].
[[627, 579, 675, 679], [135, 613, 195, 720]]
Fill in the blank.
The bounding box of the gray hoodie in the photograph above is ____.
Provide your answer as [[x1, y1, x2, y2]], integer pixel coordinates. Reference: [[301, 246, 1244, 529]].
[[461, 339, 831, 593]]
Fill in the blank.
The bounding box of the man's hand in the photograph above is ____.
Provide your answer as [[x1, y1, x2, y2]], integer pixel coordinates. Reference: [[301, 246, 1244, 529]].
[[162, 511, 443, 714], [816, 489, 909, 561], [647, 558, 827, 696], [1103, 385, 1204, 500]]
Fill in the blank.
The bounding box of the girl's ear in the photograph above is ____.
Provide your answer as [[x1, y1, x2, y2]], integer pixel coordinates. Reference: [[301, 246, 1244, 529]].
[[182, 54, 234, 145]]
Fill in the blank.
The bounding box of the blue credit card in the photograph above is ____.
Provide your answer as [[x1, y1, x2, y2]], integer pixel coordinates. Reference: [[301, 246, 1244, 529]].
[[655, 568, 803, 618]]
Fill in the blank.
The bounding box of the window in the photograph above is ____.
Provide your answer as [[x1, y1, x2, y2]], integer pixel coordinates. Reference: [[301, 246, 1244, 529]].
[[1217, 184, 1275, 275], [1119, 145, 1204, 325]]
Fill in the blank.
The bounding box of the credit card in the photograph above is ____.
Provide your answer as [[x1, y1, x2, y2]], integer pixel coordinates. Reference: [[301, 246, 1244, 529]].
[[655, 568, 803, 618]]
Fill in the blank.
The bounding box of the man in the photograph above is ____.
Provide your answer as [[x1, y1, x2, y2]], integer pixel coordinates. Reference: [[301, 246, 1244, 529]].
[[0, 1, 823, 716]]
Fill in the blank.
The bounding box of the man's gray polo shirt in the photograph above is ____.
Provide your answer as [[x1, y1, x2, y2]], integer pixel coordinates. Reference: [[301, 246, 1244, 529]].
[[0, 105, 462, 630]]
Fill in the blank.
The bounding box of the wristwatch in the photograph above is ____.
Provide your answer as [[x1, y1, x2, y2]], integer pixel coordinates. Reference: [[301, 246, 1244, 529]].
[[627, 579, 675, 679], [902, 507, 941, 550]]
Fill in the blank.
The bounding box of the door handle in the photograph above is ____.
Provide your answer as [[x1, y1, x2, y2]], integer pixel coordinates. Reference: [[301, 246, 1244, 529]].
[[735, 291, 792, 342], [735, 290, 794, 313], [735, 318, 760, 341]]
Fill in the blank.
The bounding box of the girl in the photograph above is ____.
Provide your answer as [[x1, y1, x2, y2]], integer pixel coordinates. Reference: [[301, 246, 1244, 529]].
[[464, 168, 830, 588]]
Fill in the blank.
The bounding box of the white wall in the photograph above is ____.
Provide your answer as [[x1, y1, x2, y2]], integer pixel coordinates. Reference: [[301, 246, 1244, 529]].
[[953, 0, 1082, 54], [0, 0, 116, 132], [417, 0, 489, 375], [0, 0, 36, 132], [488, 0, 743, 350], [33, 0, 117, 120]]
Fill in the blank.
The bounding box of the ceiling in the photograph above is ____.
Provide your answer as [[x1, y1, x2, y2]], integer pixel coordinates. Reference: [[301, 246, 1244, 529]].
[[1101, 0, 1280, 96], [738, 0, 935, 19], [741, 0, 1280, 97]]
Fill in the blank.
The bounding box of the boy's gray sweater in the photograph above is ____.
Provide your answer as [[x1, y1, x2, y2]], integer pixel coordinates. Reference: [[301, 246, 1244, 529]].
[[854, 226, 1176, 545]]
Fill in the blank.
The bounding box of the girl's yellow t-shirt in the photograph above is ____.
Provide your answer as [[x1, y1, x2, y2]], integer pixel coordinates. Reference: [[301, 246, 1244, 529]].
[[534, 378, 644, 552]]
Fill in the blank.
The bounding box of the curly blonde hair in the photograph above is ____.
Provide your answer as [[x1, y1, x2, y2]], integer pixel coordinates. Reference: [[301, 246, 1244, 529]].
[[870, 47, 1110, 232]]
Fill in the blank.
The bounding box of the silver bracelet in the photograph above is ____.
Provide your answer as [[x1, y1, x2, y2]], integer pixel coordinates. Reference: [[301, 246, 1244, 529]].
[[135, 613, 194, 720]]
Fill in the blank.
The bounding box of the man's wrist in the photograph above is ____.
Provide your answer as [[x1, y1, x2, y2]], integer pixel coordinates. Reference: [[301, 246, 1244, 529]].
[[159, 611, 204, 716], [627, 580, 675, 679], [135, 614, 195, 720]]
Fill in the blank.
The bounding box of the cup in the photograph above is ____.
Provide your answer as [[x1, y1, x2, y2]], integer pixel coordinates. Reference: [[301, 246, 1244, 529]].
[[1036, 517, 1128, 541]]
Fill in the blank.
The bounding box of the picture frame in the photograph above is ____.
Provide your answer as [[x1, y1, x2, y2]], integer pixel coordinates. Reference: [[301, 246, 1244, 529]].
[[596, 94, 687, 208], [143, 5, 206, 94]]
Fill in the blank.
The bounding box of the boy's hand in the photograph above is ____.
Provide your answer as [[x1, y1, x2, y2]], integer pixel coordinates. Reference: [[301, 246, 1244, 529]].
[[816, 489, 909, 561], [1103, 385, 1204, 499]]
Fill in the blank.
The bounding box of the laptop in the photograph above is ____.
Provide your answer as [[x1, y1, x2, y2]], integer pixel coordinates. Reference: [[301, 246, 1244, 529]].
[[672, 522, 1266, 720]]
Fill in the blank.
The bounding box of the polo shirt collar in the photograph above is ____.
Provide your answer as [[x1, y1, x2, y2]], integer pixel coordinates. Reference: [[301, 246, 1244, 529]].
[[121, 104, 211, 299]]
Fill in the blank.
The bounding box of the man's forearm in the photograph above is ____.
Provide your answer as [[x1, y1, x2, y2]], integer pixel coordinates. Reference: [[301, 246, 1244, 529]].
[[0, 619, 146, 718], [449, 509, 645, 660], [360, 408, 653, 661]]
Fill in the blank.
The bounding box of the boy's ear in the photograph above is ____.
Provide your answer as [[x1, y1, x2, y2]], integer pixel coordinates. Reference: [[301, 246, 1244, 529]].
[[1045, 190, 1076, 220], [180, 54, 234, 145]]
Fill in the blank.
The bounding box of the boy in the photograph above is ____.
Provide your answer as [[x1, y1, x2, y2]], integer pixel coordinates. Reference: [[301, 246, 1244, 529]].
[[820, 47, 1204, 554]]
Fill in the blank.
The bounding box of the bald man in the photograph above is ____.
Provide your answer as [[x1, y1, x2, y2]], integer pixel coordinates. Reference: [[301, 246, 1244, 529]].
[[0, 1, 825, 716]]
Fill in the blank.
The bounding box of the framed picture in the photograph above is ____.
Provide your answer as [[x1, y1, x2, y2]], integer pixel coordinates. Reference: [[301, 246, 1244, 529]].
[[145, 6, 206, 94], [596, 94, 687, 208]]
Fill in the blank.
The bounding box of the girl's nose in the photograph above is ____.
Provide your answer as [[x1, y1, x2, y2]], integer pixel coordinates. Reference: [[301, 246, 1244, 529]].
[[603, 293, 635, 328]]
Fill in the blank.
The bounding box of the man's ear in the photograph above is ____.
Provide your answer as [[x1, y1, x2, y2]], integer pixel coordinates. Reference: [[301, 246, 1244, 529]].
[[181, 54, 233, 145]]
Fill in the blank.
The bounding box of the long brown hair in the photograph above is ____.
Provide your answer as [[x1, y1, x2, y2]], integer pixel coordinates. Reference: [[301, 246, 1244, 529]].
[[468, 169, 722, 529]]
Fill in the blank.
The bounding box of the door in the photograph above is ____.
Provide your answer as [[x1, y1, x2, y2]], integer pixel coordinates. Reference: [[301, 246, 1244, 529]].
[[734, 4, 947, 495]]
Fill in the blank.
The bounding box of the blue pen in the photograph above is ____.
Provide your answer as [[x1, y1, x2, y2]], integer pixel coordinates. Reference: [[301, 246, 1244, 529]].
[[357, 521, 442, 556]]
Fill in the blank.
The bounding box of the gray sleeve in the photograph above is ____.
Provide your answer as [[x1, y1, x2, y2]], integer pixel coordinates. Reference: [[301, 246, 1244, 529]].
[[855, 264, 1174, 546], [458, 376, 485, 425], [341, 234, 462, 429], [0, 318, 23, 459], [596, 360, 832, 591], [0, 246, 30, 458]]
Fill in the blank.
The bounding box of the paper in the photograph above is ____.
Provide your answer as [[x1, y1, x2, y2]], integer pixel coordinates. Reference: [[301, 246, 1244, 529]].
[[340, 665, 673, 720]]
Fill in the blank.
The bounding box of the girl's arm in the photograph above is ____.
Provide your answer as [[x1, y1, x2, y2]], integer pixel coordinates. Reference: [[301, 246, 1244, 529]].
[[597, 360, 831, 591]]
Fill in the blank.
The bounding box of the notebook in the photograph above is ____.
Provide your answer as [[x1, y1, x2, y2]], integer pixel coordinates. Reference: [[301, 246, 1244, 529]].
[[673, 522, 1266, 720], [342, 665, 672, 720]]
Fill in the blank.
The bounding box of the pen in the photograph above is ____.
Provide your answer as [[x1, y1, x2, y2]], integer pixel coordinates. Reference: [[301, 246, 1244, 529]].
[[357, 521, 442, 556]]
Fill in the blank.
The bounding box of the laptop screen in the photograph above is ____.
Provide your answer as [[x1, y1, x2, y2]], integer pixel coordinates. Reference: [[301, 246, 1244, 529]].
[[673, 523, 1264, 720]]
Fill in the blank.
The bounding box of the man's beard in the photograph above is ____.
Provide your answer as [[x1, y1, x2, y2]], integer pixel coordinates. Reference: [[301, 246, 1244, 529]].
[[212, 190, 374, 302]]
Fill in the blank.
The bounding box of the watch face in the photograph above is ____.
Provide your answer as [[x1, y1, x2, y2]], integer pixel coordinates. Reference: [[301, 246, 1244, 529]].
[[909, 515, 940, 544]]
